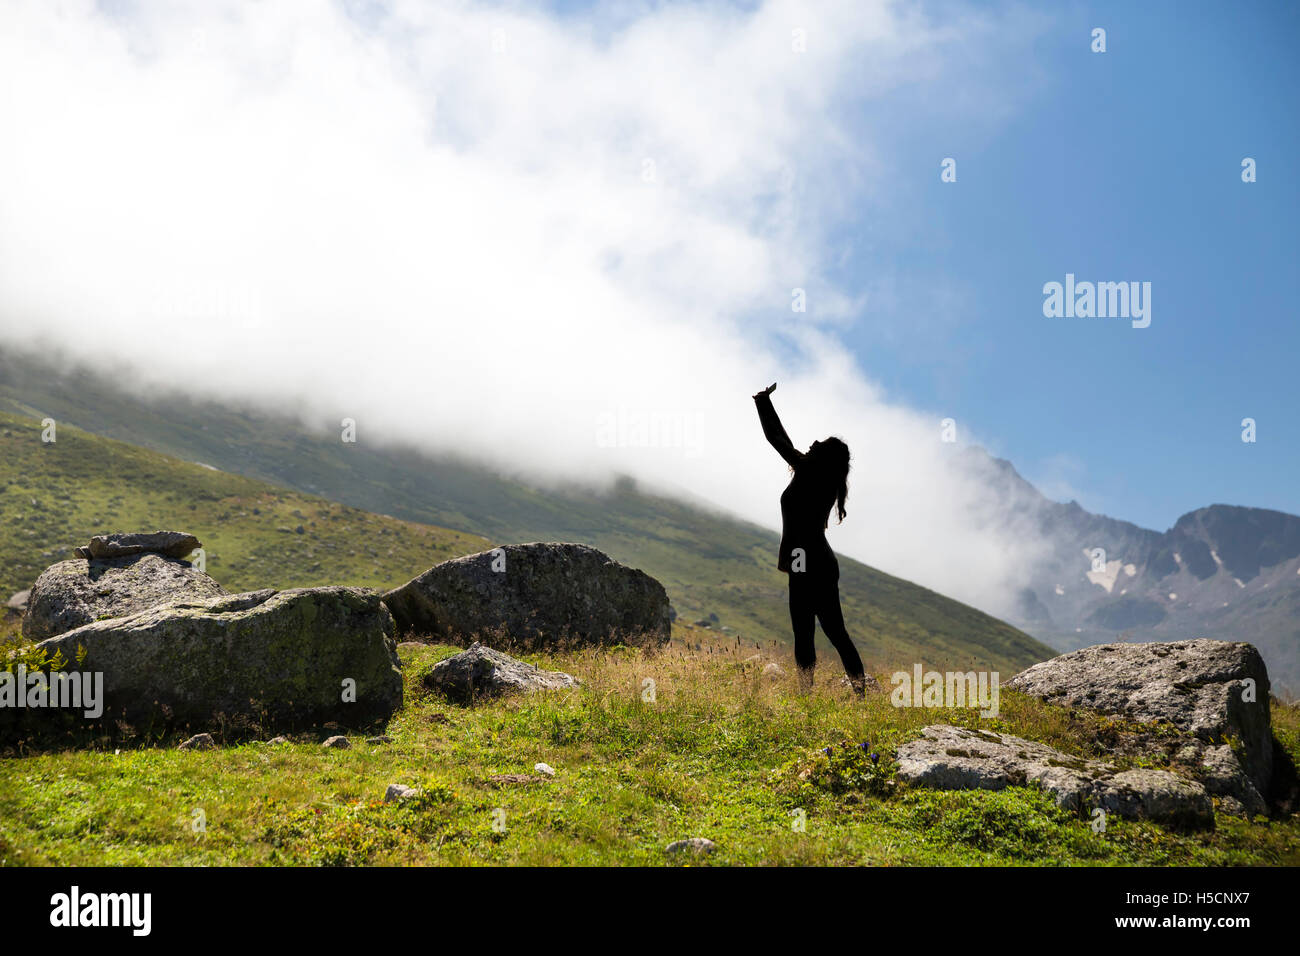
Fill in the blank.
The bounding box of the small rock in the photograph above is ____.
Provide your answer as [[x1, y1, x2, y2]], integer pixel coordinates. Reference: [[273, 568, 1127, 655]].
[[367, 735, 393, 745], [423, 641, 578, 703], [666, 837, 716, 854], [178, 733, 215, 751], [85, 531, 202, 560], [762, 662, 785, 678], [1193, 744, 1267, 817], [534, 762, 556, 776], [322, 735, 351, 750], [1098, 769, 1215, 827], [384, 784, 418, 802], [267, 736, 288, 745], [1215, 795, 1248, 817], [840, 674, 883, 693]]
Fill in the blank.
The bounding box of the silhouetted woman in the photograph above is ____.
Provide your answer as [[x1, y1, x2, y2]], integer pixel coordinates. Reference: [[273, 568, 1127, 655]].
[[753, 382, 868, 697]]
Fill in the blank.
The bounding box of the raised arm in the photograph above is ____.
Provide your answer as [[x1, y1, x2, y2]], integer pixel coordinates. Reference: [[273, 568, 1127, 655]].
[[753, 384, 803, 469]]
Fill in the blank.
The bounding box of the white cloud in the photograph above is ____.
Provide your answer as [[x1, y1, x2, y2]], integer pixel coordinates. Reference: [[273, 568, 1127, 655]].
[[0, 0, 1052, 618]]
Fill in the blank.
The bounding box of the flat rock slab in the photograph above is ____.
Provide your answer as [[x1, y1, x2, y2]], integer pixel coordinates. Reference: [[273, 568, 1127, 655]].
[[424, 641, 577, 704], [30, 586, 402, 731], [22, 553, 227, 641], [488, 773, 550, 787], [76, 531, 201, 560], [896, 724, 1213, 828], [383, 542, 671, 648], [1008, 640, 1272, 811]]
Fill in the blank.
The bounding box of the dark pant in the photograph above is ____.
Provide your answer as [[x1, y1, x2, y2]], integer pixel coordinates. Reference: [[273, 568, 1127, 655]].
[[788, 568, 864, 678]]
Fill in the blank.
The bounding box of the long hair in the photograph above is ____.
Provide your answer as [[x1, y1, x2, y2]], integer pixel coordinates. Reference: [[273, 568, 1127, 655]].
[[798, 437, 850, 526]]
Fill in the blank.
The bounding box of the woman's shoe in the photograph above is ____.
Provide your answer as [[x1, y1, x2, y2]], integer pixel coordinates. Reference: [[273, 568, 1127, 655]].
[[797, 666, 815, 694]]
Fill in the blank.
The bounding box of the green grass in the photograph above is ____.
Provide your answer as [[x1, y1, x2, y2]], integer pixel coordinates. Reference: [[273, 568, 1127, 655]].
[[2, 640, 1297, 866], [3, 361, 1291, 865]]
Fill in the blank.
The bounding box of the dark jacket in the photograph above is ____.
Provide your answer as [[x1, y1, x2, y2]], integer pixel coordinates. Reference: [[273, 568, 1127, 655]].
[[754, 392, 838, 576]]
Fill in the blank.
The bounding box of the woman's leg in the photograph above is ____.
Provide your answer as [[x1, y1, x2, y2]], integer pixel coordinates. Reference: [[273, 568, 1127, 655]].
[[788, 571, 817, 687], [813, 576, 865, 680]]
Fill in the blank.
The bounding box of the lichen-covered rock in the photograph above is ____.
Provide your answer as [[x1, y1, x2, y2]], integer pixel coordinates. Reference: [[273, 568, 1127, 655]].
[[1008, 640, 1272, 812], [75, 531, 200, 560], [896, 725, 1098, 806], [22, 553, 226, 641], [32, 586, 401, 731], [1097, 769, 1214, 827], [424, 641, 577, 703], [383, 543, 671, 648], [1195, 743, 1268, 816], [895, 724, 1214, 828]]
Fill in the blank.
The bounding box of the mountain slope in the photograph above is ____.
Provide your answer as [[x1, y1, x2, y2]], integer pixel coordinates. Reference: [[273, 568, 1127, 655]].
[[0, 410, 490, 609], [964, 450, 1300, 694], [0, 348, 1052, 673]]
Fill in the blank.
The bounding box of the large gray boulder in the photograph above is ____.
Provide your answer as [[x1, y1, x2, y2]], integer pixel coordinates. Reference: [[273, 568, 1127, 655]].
[[1008, 640, 1272, 813], [22, 553, 226, 641], [424, 641, 577, 703], [384, 543, 671, 648], [895, 724, 1214, 828], [31, 586, 402, 730]]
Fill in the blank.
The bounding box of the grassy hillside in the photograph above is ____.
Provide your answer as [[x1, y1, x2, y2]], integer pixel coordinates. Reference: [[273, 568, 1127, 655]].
[[0, 410, 489, 614], [0, 349, 1052, 674], [0, 365, 1294, 868], [2, 641, 1297, 866]]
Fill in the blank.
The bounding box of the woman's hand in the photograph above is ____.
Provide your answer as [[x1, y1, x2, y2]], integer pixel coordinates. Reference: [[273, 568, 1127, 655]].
[[753, 382, 777, 400]]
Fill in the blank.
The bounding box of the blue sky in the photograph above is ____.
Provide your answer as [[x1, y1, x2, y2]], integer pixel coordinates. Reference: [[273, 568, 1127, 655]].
[[817, 0, 1300, 530], [534, 0, 1300, 532]]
